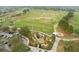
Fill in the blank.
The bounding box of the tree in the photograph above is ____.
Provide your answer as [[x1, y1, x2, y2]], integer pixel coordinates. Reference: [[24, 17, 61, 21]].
[[58, 16, 73, 35], [62, 16, 69, 21], [74, 29, 79, 35], [23, 9, 27, 14], [66, 25, 73, 34], [23, 9, 29, 14], [58, 19, 69, 31], [67, 11, 74, 18], [27, 9, 30, 12]]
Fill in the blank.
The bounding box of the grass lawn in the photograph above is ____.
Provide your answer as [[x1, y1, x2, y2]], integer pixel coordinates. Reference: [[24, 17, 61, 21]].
[[15, 9, 67, 34], [70, 12, 79, 30]]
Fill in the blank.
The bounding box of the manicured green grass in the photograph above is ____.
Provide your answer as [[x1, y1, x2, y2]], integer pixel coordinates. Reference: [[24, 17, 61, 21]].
[[15, 19, 53, 34], [15, 10, 67, 34], [70, 12, 79, 30], [69, 12, 79, 35]]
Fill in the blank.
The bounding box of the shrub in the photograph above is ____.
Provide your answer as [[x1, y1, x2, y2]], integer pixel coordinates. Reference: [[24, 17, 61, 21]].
[[23, 9, 30, 14], [74, 29, 79, 35], [58, 11, 74, 35], [9, 35, 30, 52], [67, 11, 74, 18], [64, 40, 79, 52], [19, 26, 32, 39]]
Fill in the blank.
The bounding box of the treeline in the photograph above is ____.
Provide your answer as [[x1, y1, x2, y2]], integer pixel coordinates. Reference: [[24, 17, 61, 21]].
[[11, 9, 30, 17], [57, 11, 74, 36], [31, 6, 76, 11]]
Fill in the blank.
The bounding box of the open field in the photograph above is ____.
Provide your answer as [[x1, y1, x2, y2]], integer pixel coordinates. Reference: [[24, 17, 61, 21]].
[[0, 6, 79, 52], [70, 12, 79, 30], [15, 9, 67, 34]]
